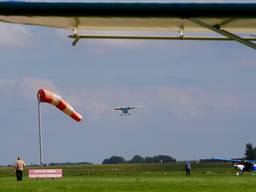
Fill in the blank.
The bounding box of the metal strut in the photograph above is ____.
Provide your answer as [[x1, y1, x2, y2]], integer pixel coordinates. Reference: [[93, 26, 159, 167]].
[[68, 34, 256, 41], [68, 26, 256, 47], [190, 18, 256, 49], [72, 28, 80, 46]]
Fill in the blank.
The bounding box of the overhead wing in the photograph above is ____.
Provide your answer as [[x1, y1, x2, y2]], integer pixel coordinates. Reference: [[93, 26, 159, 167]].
[[0, 2, 255, 48], [0, 2, 255, 32]]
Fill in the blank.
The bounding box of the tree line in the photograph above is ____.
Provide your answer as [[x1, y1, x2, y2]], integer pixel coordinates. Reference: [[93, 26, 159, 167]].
[[102, 155, 176, 164], [245, 143, 256, 160], [26, 143, 256, 166]]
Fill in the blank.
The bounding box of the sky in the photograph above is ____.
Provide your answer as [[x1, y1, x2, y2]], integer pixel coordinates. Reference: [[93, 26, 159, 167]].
[[0, 0, 255, 165]]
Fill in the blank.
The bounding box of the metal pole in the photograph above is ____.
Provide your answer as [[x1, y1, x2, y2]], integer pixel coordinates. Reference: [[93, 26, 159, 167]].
[[37, 95, 43, 166], [190, 18, 256, 49]]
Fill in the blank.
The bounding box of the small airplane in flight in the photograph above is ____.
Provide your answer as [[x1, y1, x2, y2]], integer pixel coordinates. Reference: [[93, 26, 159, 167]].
[[114, 106, 142, 116], [213, 157, 256, 175]]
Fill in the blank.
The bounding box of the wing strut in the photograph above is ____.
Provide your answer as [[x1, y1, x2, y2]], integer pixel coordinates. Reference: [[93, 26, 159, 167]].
[[190, 18, 256, 49], [68, 34, 256, 42], [72, 28, 80, 46]]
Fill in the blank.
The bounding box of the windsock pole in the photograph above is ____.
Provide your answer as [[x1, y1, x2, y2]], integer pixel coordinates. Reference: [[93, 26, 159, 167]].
[[37, 93, 43, 166]]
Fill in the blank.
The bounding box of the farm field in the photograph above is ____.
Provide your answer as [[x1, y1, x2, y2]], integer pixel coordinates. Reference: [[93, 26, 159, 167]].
[[0, 163, 256, 192]]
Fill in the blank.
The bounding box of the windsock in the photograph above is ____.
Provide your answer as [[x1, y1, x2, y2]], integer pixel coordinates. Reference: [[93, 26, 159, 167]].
[[37, 89, 82, 122]]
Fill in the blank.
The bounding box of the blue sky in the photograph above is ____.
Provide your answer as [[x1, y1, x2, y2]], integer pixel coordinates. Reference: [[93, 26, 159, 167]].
[[0, 0, 255, 165]]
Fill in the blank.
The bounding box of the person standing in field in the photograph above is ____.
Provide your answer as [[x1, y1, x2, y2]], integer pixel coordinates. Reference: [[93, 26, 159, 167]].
[[185, 161, 191, 176], [15, 157, 26, 181]]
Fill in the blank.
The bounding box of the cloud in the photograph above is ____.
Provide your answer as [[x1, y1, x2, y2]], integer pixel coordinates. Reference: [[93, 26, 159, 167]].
[[18, 77, 61, 100], [0, 79, 16, 88], [0, 77, 254, 120], [240, 58, 256, 68], [64, 85, 246, 120], [0, 23, 34, 48], [0, 77, 60, 103], [157, 86, 241, 118]]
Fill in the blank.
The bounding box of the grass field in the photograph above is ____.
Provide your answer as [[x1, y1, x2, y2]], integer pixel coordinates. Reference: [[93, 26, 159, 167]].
[[1, 163, 256, 192]]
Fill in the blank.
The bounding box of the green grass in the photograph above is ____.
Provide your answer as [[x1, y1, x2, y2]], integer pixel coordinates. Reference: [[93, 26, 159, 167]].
[[0, 163, 255, 192], [1, 175, 256, 192]]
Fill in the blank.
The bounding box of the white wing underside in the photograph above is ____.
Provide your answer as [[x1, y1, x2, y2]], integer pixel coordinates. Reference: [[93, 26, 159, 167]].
[[0, 16, 256, 33]]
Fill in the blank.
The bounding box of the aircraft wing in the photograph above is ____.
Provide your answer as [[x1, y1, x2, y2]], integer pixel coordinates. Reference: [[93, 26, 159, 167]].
[[0, 2, 255, 32], [213, 157, 256, 165], [127, 107, 136, 110], [0, 2, 255, 48], [114, 107, 123, 111], [213, 158, 242, 163]]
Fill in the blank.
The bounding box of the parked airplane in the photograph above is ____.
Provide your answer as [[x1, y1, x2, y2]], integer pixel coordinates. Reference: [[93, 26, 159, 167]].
[[114, 106, 142, 116], [213, 157, 256, 175], [0, 2, 255, 48]]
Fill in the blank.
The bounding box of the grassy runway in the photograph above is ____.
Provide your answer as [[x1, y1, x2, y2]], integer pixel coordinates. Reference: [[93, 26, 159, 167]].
[[0, 164, 255, 192]]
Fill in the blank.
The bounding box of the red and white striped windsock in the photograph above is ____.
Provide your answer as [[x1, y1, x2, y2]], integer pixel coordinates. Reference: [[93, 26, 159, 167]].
[[37, 89, 82, 122]]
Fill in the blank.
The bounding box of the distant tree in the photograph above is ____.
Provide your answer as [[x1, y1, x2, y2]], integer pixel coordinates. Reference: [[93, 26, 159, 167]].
[[48, 162, 92, 166], [145, 157, 154, 163], [130, 155, 145, 163], [156, 155, 176, 163], [102, 154, 176, 164], [253, 148, 256, 159], [245, 143, 256, 160], [144, 155, 176, 163], [102, 156, 126, 164]]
